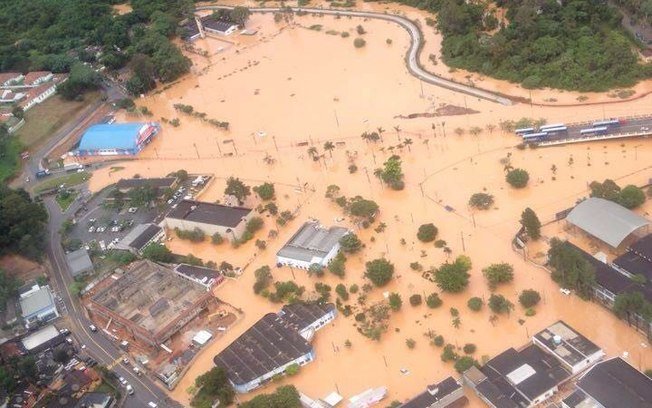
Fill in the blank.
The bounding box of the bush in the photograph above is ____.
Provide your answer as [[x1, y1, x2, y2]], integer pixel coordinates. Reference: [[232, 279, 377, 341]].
[[405, 338, 416, 349], [506, 168, 529, 188], [469, 193, 494, 210], [483, 263, 514, 290], [463, 343, 476, 354], [388, 292, 402, 311], [365, 258, 394, 286], [488, 294, 514, 314], [441, 344, 458, 362], [519, 289, 541, 308], [246, 217, 264, 234], [356, 25, 366, 35], [426, 293, 443, 308], [520, 208, 542, 240], [433, 335, 445, 347], [211, 232, 223, 245], [417, 223, 438, 242], [467, 297, 483, 311], [454, 356, 475, 373], [409, 294, 422, 306], [328, 253, 346, 277], [349, 284, 359, 294], [253, 183, 275, 200], [354, 38, 366, 48], [335, 284, 349, 301], [175, 227, 205, 242]]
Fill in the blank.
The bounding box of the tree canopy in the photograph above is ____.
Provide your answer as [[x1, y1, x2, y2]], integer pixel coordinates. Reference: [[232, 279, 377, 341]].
[[191, 366, 234, 408], [434, 255, 472, 293], [339, 233, 362, 253], [417, 223, 438, 242], [253, 182, 275, 201], [547, 238, 596, 299], [520, 207, 542, 240], [483, 263, 514, 290], [469, 192, 494, 210], [365, 258, 395, 286], [506, 168, 529, 188], [141, 243, 174, 263], [225, 177, 251, 205], [0, 186, 48, 260], [348, 196, 379, 220], [240, 385, 301, 408], [590, 179, 646, 209]]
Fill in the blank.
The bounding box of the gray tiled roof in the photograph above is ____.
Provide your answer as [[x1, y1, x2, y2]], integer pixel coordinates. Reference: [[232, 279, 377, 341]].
[[276, 222, 349, 262]]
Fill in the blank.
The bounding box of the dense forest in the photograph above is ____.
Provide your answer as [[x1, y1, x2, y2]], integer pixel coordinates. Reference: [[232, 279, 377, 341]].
[[0, 0, 193, 95], [612, 0, 652, 26], [375, 0, 651, 91]]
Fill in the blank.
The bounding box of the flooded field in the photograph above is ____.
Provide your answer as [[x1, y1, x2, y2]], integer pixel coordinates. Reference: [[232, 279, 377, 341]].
[[88, 5, 652, 406]]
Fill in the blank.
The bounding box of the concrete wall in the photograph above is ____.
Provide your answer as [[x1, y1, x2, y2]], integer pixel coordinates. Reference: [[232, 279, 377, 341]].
[[234, 350, 315, 393]]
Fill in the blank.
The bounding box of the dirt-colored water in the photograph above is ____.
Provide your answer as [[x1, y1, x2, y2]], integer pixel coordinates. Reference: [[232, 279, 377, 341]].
[[87, 6, 652, 406]]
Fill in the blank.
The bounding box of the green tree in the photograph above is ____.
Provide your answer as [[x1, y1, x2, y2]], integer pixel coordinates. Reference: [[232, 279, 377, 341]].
[[519, 289, 541, 308], [240, 385, 301, 408], [547, 239, 596, 299], [335, 283, 349, 300], [469, 193, 494, 210], [463, 343, 476, 354], [328, 252, 346, 277], [253, 183, 275, 201], [520, 207, 541, 240], [388, 292, 402, 311], [0, 186, 48, 260], [365, 258, 394, 287], [488, 294, 513, 314], [417, 223, 438, 242], [57, 62, 102, 100], [323, 141, 335, 157], [619, 185, 646, 209], [467, 297, 483, 311], [192, 366, 235, 407], [211, 232, 223, 245], [11, 106, 24, 119], [506, 168, 529, 188], [454, 356, 475, 373], [0, 270, 19, 311], [483, 263, 514, 290], [308, 263, 325, 277], [339, 233, 362, 253], [225, 177, 251, 205], [377, 155, 404, 190], [409, 294, 422, 306], [426, 293, 443, 308], [141, 243, 174, 263], [348, 197, 379, 220], [434, 256, 472, 293], [230, 6, 251, 26]]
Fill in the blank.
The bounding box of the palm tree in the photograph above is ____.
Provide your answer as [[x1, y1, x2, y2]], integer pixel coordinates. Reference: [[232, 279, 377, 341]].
[[469, 126, 482, 137], [377, 127, 385, 142], [404, 138, 413, 152], [423, 139, 430, 150], [394, 125, 401, 141], [486, 124, 496, 134], [373, 168, 384, 185], [307, 146, 318, 160], [361, 131, 369, 143], [323, 141, 335, 157]]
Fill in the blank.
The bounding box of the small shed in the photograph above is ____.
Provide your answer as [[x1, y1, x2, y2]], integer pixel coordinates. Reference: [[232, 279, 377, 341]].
[[66, 248, 94, 277]]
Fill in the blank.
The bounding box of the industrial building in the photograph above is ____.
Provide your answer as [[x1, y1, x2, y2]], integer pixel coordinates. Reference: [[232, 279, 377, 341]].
[[164, 200, 253, 241], [464, 321, 602, 408], [565, 197, 650, 249], [19, 284, 59, 328], [66, 248, 94, 278], [214, 302, 335, 393], [74, 122, 160, 157], [88, 260, 215, 347], [276, 221, 350, 269], [400, 377, 466, 408], [115, 223, 165, 254], [562, 357, 652, 408]]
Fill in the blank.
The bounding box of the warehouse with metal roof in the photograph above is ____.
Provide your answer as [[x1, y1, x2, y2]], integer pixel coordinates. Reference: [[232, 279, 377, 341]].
[[276, 221, 349, 269], [566, 198, 649, 248], [74, 122, 159, 156]]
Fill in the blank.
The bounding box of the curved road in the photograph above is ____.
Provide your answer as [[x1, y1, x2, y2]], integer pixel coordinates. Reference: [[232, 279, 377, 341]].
[[197, 5, 514, 106]]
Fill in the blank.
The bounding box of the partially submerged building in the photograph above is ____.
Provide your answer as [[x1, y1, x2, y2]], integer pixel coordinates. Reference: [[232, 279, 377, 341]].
[[464, 321, 602, 408], [276, 221, 349, 269], [19, 284, 59, 328], [66, 248, 94, 278], [74, 123, 160, 157], [164, 200, 253, 241], [115, 223, 165, 254], [565, 197, 650, 249], [399, 377, 466, 408], [532, 321, 604, 375], [88, 260, 215, 347], [173, 264, 224, 291], [214, 302, 336, 393], [562, 357, 652, 408]]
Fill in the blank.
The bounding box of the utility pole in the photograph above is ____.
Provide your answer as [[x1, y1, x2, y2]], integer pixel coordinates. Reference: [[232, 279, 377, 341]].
[[193, 143, 200, 159], [460, 230, 466, 252], [215, 139, 222, 156], [272, 135, 279, 152]]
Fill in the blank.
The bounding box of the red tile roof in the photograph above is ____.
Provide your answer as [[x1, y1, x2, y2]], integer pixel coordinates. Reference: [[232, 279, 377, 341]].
[[23, 71, 52, 86]]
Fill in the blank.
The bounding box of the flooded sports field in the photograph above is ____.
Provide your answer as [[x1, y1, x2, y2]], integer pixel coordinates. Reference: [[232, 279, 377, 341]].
[[89, 3, 652, 406]]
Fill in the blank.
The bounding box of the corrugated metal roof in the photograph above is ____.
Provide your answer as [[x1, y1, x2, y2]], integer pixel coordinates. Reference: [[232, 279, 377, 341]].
[[566, 198, 649, 248]]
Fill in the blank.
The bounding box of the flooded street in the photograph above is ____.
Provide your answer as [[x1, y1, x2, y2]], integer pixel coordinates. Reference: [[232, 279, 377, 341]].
[[89, 6, 652, 406]]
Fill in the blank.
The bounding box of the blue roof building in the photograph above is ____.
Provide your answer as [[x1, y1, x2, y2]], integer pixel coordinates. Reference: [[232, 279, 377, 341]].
[[74, 122, 159, 156]]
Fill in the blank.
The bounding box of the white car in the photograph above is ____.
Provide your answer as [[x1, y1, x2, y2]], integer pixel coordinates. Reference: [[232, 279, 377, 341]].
[[148, 403, 158, 408], [559, 288, 571, 296], [88, 226, 95, 233], [128, 207, 138, 213], [81, 344, 86, 349], [119, 377, 128, 386]]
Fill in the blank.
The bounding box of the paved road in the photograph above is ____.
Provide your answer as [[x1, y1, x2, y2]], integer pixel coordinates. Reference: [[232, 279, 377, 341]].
[[196, 5, 514, 106], [44, 197, 181, 408]]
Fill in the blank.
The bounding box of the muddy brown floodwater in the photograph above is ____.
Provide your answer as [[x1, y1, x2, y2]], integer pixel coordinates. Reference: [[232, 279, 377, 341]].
[[88, 4, 652, 406]]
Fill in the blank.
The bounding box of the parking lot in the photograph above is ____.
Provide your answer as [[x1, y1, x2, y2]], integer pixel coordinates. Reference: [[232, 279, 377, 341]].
[[68, 175, 211, 253]]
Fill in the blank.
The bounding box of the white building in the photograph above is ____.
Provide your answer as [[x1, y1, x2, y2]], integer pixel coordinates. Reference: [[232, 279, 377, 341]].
[[276, 221, 350, 269], [173, 264, 224, 291], [115, 223, 166, 254], [19, 284, 59, 328], [21, 82, 58, 111], [532, 320, 604, 375]]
